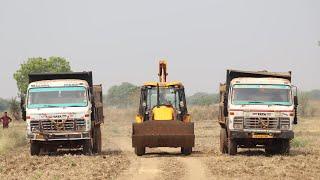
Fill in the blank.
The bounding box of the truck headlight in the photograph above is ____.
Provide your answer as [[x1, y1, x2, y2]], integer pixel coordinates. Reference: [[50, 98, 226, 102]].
[[86, 119, 91, 131], [281, 124, 290, 130], [234, 123, 243, 129], [280, 117, 290, 130], [233, 116, 244, 129]]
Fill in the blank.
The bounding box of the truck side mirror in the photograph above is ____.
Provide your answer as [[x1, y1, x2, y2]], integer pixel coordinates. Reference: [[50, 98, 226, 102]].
[[294, 96, 298, 106], [293, 95, 298, 125]]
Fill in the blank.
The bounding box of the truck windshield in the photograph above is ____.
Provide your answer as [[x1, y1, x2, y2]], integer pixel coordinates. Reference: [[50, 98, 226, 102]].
[[28, 87, 88, 108], [147, 87, 179, 109], [232, 84, 292, 105]]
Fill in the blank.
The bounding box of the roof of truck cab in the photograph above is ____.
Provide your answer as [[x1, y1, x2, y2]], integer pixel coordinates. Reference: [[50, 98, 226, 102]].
[[28, 79, 89, 88], [143, 81, 184, 87], [231, 77, 291, 85]]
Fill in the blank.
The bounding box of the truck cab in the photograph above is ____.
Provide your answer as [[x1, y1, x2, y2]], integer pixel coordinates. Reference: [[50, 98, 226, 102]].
[[25, 72, 103, 155], [219, 70, 298, 155]]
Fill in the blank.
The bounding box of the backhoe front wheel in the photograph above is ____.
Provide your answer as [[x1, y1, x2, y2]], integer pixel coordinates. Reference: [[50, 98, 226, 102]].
[[181, 147, 192, 155], [135, 146, 145, 156]]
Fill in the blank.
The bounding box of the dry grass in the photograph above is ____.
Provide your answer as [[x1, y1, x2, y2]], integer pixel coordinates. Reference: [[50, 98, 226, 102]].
[[1, 106, 320, 179], [202, 115, 320, 180], [308, 100, 320, 117], [0, 121, 27, 155], [0, 112, 130, 180], [188, 105, 219, 121]]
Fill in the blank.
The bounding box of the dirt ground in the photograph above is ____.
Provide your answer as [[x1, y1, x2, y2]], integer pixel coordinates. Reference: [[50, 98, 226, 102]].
[[1, 107, 320, 180]]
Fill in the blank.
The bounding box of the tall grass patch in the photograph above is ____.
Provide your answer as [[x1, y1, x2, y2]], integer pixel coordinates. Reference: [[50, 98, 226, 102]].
[[0, 122, 27, 155]]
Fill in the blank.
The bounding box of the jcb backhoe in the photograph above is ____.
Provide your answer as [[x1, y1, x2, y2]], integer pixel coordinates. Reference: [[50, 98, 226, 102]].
[[132, 60, 195, 156]]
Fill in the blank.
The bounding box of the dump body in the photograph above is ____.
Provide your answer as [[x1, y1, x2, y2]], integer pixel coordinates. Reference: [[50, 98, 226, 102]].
[[219, 70, 298, 155], [25, 72, 103, 155]]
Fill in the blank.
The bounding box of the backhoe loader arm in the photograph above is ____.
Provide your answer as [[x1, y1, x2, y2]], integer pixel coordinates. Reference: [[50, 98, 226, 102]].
[[158, 60, 168, 83]]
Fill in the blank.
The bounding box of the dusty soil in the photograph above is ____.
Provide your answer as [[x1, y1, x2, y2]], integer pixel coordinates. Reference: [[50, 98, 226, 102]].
[[1, 107, 320, 180]]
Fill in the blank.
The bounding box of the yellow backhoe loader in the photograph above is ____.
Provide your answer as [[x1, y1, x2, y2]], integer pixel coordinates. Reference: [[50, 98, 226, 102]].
[[132, 60, 195, 156]]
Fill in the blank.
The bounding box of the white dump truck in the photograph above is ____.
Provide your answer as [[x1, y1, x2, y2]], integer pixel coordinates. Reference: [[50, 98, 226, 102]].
[[24, 72, 103, 155], [219, 70, 298, 155]]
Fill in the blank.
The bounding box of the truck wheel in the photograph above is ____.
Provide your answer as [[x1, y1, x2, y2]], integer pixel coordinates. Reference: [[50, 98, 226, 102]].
[[220, 128, 228, 154], [48, 146, 58, 155], [93, 125, 102, 154], [181, 147, 192, 155], [30, 141, 41, 156], [135, 146, 145, 156], [228, 138, 237, 155], [279, 139, 290, 154], [265, 145, 276, 155], [83, 140, 93, 155]]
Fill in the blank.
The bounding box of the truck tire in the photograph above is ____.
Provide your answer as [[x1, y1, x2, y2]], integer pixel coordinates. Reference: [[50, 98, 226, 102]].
[[30, 141, 41, 156], [265, 146, 276, 155], [181, 147, 192, 155], [265, 139, 290, 155], [220, 128, 228, 154], [135, 146, 145, 156], [228, 138, 237, 155], [83, 139, 93, 155], [93, 125, 102, 154], [279, 139, 290, 154]]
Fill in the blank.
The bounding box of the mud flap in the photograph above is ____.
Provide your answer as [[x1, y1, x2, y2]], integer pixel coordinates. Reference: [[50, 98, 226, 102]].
[[132, 120, 195, 148]]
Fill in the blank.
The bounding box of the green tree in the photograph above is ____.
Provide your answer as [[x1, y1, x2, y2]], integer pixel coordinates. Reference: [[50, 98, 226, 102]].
[[0, 98, 9, 112], [105, 82, 140, 108], [9, 97, 20, 120], [13, 57, 72, 94]]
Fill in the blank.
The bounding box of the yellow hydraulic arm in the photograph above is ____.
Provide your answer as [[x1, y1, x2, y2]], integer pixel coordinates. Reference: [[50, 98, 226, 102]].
[[158, 60, 168, 83]]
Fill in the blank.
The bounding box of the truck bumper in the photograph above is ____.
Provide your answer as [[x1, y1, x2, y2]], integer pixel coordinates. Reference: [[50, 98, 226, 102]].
[[132, 121, 195, 148], [27, 132, 91, 141], [229, 130, 294, 140]]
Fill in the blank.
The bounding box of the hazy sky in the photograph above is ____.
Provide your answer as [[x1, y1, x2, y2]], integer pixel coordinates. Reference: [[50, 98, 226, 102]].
[[0, 0, 319, 98]]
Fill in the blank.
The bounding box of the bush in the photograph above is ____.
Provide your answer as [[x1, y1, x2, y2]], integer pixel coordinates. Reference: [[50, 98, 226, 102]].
[[9, 97, 21, 120], [291, 138, 308, 148], [189, 105, 219, 121], [187, 92, 218, 106], [0, 98, 9, 112], [104, 82, 140, 108]]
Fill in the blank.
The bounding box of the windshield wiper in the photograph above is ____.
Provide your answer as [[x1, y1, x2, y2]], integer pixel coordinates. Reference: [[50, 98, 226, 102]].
[[269, 103, 290, 106], [44, 105, 62, 108], [247, 101, 265, 104]]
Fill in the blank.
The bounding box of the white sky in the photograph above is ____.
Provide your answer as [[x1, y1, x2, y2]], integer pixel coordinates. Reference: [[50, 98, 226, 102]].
[[0, 0, 319, 98]]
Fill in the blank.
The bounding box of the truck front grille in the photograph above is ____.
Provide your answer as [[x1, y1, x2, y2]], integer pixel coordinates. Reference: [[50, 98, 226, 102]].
[[280, 117, 290, 126], [30, 119, 86, 132], [244, 117, 279, 130]]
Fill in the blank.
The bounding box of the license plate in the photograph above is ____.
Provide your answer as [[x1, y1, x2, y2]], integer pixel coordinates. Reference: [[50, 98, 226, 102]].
[[252, 134, 273, 138]]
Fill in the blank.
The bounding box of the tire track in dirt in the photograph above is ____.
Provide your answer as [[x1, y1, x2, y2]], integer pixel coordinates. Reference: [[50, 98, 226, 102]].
[[111, 137, 162, 180], [179, 156, 207, 180]]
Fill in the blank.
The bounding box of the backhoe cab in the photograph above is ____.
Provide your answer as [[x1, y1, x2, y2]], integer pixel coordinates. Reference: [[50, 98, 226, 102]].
[[132, 60, 195, 156]]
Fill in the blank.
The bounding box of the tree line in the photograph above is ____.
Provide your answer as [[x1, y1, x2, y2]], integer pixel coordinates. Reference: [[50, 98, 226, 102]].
[[1, 57, 319, 119]]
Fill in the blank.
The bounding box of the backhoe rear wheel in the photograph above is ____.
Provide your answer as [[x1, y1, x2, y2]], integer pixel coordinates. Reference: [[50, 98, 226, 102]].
[[135, 146, 145, 156], [220, 128, 228, 154]]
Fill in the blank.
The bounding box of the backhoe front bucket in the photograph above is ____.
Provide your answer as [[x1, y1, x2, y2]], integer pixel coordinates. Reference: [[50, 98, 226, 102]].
[[132, 120, 195, 148]]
